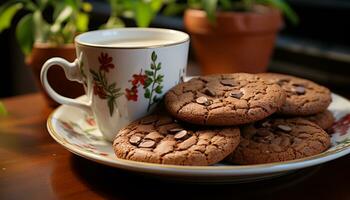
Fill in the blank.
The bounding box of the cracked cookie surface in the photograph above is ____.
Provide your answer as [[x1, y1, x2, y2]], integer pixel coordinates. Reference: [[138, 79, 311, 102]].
[[303, 110, 334, 130], [113, 114, 240, 166], [227, 118, 330, 164], [259, 73, 331, 116], [164, 73, 286, 126]]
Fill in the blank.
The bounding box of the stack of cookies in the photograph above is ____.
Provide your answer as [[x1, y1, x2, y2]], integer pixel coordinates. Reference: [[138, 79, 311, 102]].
[[113, 73, 333, 166]]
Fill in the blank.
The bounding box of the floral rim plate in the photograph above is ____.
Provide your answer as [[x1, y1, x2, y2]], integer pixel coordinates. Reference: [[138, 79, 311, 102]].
[[47, 93, 350, 183]]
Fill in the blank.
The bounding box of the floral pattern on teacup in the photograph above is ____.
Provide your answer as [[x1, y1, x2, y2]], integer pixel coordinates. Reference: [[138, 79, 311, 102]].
[[90, 52, 123, 116], [125, 70, 148, 101], [125, 51, 164, 112]]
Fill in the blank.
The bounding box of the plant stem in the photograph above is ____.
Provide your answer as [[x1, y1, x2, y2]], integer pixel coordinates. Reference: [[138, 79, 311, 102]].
[[147, 60, 158, 112]]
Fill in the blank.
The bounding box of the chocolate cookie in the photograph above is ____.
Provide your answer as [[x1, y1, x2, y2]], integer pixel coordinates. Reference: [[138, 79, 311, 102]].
[[164, 73, 286, 126], [303, 110, 334, 130], [259, 73, 331, 116], [227, 118, 330, 164], [113, 114, 240, 166]]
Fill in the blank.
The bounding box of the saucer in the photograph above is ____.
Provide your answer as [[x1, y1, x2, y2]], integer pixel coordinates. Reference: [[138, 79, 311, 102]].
[[47, 94, 350, 183]]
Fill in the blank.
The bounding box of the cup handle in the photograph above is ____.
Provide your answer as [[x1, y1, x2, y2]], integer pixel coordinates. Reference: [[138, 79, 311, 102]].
[[40, 57, 91, 112]]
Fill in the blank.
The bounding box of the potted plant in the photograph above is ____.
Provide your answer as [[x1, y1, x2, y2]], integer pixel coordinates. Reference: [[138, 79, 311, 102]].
[[0, 0, 92, 107], [166, 0, 298, 74], [0, 0, 166, 107]]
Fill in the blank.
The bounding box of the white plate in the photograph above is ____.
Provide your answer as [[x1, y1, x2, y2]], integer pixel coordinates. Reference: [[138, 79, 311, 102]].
[[47, 94, 350, 183]]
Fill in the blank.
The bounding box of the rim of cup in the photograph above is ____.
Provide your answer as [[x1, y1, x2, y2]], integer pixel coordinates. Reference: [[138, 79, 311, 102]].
[[75, 28, 190, 49]]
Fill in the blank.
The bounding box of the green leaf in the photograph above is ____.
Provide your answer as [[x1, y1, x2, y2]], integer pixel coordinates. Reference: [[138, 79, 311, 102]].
[[111, 88, 121, 93], [53, 2, 66, 20], [153, 95, 159, 103], [203, 0, 218, 23], [163, 3, 186, 16], [82, 2, 92, 12], [108, 82, 116, 90], [115, 92, 123, 98], [16, 13, 34, 55], [33, 10, 49, 43], [100, 16, 125, 29], [219, 0, 232, 10], [188, 0, 202, 9], [150, 63, 156, 69], [64, 0, 79, 10], [89, 69, 100, 81], [134, 2, 153, 27], [144, 78, 153, 88], [156, 62, 161, 70], [151, 51, 157, 62], [155, 85, 163, 94], [76, 12, 89, 32], [155, 74, 163, 83], [150, 0, 163, 12], [0, 3, 23, 33], [107, 98, 115, 116], [61, 21, 75, 43], [145, 70, 154, 76], [144, 88, 151, 99], [37, 0, 49, 10], [51, 6, 73, 33], [259, 0, 299, 25], [0, 101, 8, 117], [24, 1, 37, 11]]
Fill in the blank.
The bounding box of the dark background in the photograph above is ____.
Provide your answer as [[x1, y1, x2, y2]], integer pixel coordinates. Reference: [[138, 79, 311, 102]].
[[1, 0, 349, 98]]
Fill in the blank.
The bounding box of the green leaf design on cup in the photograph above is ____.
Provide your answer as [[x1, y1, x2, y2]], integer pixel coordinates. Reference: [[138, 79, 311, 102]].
[[144, 51, 164, 112]]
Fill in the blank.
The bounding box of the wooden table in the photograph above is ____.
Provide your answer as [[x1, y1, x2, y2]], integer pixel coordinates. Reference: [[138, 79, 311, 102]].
[[1, 93, 350, 200]]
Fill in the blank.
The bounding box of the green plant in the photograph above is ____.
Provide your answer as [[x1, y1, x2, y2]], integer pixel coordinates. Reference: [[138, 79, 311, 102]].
[[164, 0, 298, 25], [101, 0, 166, 28], [0, 0, 91, 55], [0, 101, 8, 116]]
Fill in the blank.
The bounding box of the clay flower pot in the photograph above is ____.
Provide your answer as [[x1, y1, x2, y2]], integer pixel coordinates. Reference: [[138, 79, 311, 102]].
[[184, 7, 283, 74], [26, 43, 84, 107]]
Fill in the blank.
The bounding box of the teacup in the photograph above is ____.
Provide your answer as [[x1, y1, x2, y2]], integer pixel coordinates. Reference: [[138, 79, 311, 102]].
[[41, 28, 189, 141]]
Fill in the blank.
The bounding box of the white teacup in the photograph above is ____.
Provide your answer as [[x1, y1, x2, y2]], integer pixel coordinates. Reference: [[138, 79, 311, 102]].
[[41, 28, 189, 141]]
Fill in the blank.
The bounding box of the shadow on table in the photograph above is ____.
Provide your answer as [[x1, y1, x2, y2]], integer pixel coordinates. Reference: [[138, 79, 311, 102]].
[[66, 155, 327, 200]]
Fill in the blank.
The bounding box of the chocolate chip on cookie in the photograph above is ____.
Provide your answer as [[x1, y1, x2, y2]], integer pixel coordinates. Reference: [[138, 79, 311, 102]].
[[113, 114, 241, 166], [259, 73, 331, 116], [226, 118, 331, 164], [204, 87, 216, 97], [164, 73, 286, 126]]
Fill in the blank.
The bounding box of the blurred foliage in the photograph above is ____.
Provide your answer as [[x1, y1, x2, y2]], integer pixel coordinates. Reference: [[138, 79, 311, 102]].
[[0, 0, 91, 55], [0, 101, 8, 116], [101, 0, 166, 28], [0, 0, 298, 56], [164, 0, 298, 24], [0, 0, 170, 56]]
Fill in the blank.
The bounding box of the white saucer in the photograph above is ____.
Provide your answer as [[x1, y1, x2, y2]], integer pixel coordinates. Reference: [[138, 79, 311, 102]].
[[47, 94, 350, 183]]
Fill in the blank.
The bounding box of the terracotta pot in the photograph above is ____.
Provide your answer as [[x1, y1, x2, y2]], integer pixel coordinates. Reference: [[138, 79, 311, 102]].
[[26, 43, 84, 107], [184, 7, 283, 74]]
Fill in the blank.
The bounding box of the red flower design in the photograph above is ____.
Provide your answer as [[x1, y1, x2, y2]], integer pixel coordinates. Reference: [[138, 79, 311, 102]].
[[125, 86, 138, 101], [93, 84, 107, 99], [99, 152, 109, 156], [85, 116, 96, 126], [98, 52, 114, 72], [61, 121, 73, 130], [131, 73, 148, 86], [332, 114, 350, 136]]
